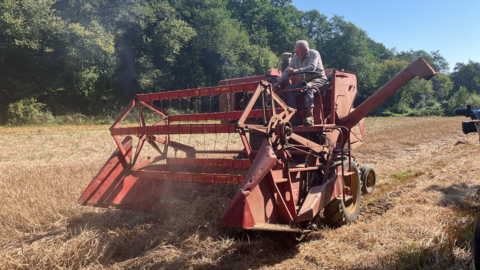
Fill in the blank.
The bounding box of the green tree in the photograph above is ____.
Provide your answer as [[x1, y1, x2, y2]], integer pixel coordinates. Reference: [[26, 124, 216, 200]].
[[445, 86, 470, 115], [0, 0, 117, 114], [431, 73, 453, 100], [396, 50, 449, 73], [368, 59, 433, 114], [450, 60, 480, 95]]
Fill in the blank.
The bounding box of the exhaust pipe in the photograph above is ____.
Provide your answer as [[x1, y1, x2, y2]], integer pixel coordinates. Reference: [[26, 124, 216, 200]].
[[281, 52, 292, 72]]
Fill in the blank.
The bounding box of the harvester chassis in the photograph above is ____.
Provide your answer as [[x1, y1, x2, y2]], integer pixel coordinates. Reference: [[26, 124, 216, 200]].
[[78, 57, 437, 232]]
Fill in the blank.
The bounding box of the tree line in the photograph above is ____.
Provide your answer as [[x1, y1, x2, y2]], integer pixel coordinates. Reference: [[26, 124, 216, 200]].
[[1, 0, 480, 125]]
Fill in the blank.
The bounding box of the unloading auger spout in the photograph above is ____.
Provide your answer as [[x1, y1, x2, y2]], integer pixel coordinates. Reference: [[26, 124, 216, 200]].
[[339, 57, 437, 129]]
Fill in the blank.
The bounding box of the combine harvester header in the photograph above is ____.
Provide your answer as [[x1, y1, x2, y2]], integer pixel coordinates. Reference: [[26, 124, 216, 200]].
[[79, 57, 436, 232]]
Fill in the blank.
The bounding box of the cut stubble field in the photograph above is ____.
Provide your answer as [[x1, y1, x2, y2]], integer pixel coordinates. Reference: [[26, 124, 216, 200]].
[[1, 117, 480, 269]]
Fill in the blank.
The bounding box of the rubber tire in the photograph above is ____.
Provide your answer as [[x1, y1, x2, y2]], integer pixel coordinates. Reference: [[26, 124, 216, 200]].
[[323, 161, 361, 227], [359, 165, 366, 191], [361, 166, 376, 195]]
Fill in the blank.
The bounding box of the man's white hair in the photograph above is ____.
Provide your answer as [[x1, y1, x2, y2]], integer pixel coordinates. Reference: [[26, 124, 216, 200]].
[[295, 40, 309, 50]]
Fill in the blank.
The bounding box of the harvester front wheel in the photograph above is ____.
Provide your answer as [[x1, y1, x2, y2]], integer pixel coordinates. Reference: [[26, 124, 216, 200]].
[[361, 166, 376, 195], [323, 161, 361, 227]]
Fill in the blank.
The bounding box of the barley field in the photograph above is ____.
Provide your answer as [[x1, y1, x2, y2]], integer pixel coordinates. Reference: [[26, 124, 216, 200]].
[[0, 117, 479, 269]]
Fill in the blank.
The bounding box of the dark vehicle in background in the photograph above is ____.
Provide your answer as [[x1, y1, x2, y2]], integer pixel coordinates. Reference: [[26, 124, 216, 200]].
[[455, 104, 480, 268]]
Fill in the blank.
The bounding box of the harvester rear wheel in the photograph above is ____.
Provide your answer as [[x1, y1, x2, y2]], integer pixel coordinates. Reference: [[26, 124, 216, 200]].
[[323, 160, 361, 227], [361, 166, 376, 195]]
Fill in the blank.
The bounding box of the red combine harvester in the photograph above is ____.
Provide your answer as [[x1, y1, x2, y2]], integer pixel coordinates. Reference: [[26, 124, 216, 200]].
[[79, 57, 436, 232]]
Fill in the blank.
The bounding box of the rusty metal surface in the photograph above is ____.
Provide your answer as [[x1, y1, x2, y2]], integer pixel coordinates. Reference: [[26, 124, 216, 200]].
[[168, 108, 284, 122], [111, 123, 237, 136], [295, 174, 345, 223], [249, 224, 308, 233], [79, 58, 439, 232], [222, 140, 277, 228]]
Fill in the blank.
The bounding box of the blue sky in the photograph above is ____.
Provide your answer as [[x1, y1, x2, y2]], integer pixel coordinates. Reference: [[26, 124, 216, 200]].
[[292, 0, 480, 72]]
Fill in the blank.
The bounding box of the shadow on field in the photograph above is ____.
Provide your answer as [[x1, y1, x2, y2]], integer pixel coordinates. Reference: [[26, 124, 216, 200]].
[[66, 209, 161, 234], [423, 182, 480, 207], [141, 231, 301, 270], [62, 195, 301, 269]]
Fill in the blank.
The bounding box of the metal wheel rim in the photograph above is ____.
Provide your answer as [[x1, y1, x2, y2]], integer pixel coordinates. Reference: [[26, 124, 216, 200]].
[[366, 172, 374, 189], [345, 170, 360, 214]]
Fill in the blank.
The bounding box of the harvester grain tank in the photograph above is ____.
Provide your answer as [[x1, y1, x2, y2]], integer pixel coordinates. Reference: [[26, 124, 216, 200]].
[[78, 57, 436, 231]]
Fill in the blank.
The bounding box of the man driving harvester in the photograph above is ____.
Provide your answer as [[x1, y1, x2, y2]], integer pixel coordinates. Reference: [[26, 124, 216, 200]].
[[274, 40, 327, 126]]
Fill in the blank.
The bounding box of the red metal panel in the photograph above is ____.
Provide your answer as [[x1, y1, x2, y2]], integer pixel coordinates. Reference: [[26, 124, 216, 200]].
[[200, 88, 210, 96], [222, 159, 231, 167], [189, 89, 200, 97], [183, 173, 193, 182], [211, 159, 223, 166], [229, 175, 240, 184], [220, 86, 231, 94], [137, 94, 147, 102], [232, 84, 244, 93], [204, 174, 215, 183], [231, 159, 242, 167], [204, 113, 217, 121], [203, 158, 213, 166], [295, 174, 345, 223], [194, 159, 205, 166], [203, 124, 216, 133], [178, 124, 190, 134], [166, 158, 177, 165], [216, 125, 228, 133], [169, 91, 179, 99], [172, 173, 183, 181], [211, 87, 221, 95], [234, 111, 243, 118], [138, 126, 148, 135], [78, 136, 133, 206], [190, 124, 203, 134], [244, 83, 257, 91], [157, 125, 167, 134], [159, 92, 169, 100], [193, 174, 204, 182], [222, 140, 278, 228], [169, 125, 179, 134], [160, 172, 172, 180], [113, 123, 237, 135], [216, 175, 227, 184], [129, 127, 139, 136], [184, 158, 195, 165], [168, 109, 284, 123], [154, 170, 164, 180], [176, 115, 187, 122], [178, 89, 189, 98]]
